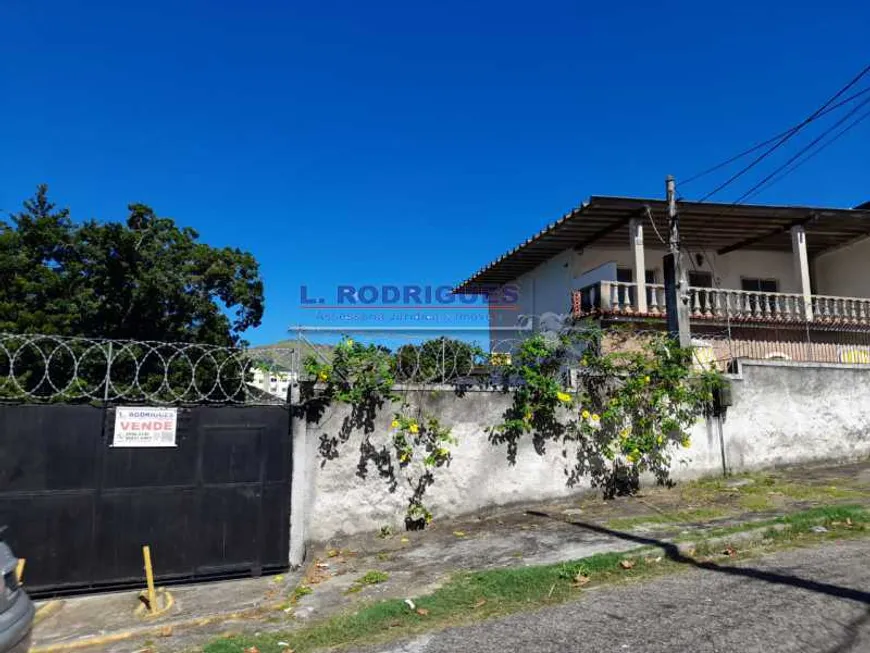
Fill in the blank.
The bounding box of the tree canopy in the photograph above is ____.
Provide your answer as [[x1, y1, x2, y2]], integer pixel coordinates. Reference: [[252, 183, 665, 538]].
[[0, 185, 264, 346]]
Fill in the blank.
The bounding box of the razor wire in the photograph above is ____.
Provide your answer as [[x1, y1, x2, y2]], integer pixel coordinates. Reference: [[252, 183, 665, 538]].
[[0, 333, 298, 404]]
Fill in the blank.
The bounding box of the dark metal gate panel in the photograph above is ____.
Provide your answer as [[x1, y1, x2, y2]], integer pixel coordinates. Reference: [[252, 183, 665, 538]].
[[0, 403, 291, 595]]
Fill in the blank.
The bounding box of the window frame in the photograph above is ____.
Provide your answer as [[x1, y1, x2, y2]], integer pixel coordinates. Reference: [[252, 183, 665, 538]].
[[740, 277, 779, 293]]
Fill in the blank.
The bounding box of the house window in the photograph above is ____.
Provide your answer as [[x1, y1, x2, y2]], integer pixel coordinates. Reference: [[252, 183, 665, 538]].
[[616, 268, 657, 283], [741, 278, 779, 293], [688, 271, 713, 288]]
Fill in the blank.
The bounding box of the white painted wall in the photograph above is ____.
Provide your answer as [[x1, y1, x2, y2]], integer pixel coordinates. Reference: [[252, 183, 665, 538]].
[[571, 247, 801, 293], [297, 361, 870, 543], [488, 244, 802, 348], [488, 249, 575, 351], [814, 237, 870, 298]]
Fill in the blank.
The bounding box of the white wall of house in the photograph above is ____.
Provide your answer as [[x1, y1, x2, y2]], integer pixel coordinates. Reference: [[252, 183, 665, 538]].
[[488, 244, 803, 348], [489, 249, 575, 351], [571, 247, 801, 293], [814, 237, 870, 298]]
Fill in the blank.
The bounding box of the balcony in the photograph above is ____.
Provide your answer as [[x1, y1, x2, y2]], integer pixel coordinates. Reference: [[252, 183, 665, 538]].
[[572, 281, 870, 327]]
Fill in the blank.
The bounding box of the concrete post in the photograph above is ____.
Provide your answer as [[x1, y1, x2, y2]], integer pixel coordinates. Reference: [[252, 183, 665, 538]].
[[288, 383, 308, 568], [791, 225, 814, 321], [630, 217, 647, 314]]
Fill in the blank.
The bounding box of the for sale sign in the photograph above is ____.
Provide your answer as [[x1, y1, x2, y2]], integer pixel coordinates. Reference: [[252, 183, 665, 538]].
[[112, 407, 178, 447]]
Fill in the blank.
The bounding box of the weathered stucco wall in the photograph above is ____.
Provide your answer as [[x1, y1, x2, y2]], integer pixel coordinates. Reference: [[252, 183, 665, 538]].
[[814, 236, 870, 298], [294, 361, 870, 545], [721, 361, 870, 470]]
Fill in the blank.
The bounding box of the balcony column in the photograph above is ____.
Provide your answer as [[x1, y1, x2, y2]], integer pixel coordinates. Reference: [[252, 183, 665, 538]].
[[791, 225, 813, 321], [630, 217, 647, 313]]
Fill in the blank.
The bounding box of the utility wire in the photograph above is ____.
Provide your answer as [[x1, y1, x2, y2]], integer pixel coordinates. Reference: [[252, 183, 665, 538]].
[[697, 63, 870, 202], [681, 85, 870, 188], [738, 101, 870, 204], [733, 94, 870, 205]]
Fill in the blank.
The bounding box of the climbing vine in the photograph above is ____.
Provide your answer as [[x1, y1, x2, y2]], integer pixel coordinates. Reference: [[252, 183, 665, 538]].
[[303, 338, 457, 528], [489, 327, 722, 497], [302, 329, 722, 529]]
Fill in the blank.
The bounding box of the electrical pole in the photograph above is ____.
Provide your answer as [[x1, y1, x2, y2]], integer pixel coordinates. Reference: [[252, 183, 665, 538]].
[[663, 175, 691, 347]]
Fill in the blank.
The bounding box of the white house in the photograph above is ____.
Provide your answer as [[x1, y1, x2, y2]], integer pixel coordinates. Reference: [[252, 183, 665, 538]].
[[249, 367, 295, 400], [454, 196, 870, 365]]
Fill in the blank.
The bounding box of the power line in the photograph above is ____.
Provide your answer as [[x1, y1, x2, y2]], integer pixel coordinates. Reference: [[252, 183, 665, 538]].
[[738, 102, 870, 205], [733, 94, 870, 205], [680, 85, 870, 188], [697, 63, 870, 202]]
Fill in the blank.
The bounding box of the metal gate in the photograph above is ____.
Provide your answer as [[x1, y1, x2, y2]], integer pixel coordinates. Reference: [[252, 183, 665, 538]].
[[0, 403, 291, 596]]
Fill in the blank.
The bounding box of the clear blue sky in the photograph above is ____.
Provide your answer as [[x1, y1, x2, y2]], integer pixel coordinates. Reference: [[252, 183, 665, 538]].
[[1, 0, 867, 345]]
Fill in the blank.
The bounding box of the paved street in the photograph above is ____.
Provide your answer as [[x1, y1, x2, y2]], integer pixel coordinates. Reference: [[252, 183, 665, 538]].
[[363, 539, 870, 653]]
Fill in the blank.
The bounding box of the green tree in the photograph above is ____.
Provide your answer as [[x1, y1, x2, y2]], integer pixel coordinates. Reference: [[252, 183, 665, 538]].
[[0, 185, 264, 346], [394, 337, 482, 382]]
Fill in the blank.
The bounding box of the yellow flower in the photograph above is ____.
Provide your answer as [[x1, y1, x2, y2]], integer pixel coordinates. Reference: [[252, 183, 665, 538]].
[[656, 435, 664, 445], [619, 428, 630, 440], [643, 376, 650, 384], [391, 419, 400, 429], [409, 423, 419, 434], [627, 451, 641, 463], [590, 413, 600, 423], [318, 370, 329, 382], [581, 409, 591, 420], [557, 391, 572, 403], [524, 411, 533, 422], [346, 338, 354, 347], [680, 436, 691, 447]]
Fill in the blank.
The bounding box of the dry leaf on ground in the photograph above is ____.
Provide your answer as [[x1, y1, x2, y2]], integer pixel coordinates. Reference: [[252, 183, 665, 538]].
[[416, 608, 430, 616], [722, 546, 737, 557], [159, 626, 173, 638], [243, 648, 259, 653], [473, 599, 487, 608], [619, 559, 635, 570], [573, 574, 591, 587], [453, 531, 466, 537]]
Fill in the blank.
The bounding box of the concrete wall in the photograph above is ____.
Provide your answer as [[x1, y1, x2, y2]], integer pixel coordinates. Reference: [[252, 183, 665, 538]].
[[722, 360, 870, 470], [814, 237, 870, 298], [292, 361, 870, 545]]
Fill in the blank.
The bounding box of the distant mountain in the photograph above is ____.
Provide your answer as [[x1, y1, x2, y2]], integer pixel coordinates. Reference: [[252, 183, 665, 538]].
[[247, 339, 334, 371]]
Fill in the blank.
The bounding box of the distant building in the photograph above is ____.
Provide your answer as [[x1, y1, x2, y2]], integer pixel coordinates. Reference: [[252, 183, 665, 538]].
[[249, 367, 295, 400]]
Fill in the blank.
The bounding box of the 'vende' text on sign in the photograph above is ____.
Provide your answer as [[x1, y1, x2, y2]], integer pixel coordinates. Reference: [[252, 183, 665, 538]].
[[113, 407, 178, 447]]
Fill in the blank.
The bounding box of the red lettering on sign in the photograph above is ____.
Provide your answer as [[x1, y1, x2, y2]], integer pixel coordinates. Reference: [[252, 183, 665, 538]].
[[140, 422, 151, 430], [121, 422, 130, 430]]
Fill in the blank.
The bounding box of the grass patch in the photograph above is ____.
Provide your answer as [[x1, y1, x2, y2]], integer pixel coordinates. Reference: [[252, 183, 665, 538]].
[[697, 504, 870, 542], [345, 570, 390, 595], [681, 473, 868, 511], [291, 585, 313, 602], [357, 570, 389, 585], [607, 507, 729, 531], [205, 504, 870, 653]]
